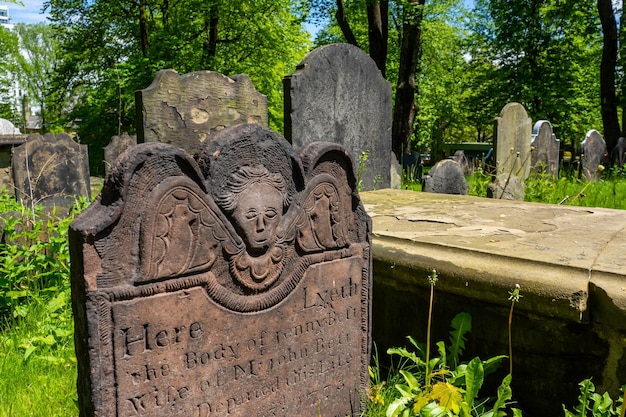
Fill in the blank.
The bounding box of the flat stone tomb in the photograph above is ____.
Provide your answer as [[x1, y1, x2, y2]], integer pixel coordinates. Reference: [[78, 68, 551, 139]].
[[70, 124, 372, 417]]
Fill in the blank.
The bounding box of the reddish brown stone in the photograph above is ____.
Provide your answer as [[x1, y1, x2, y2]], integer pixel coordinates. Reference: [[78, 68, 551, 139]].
[[70, 124, 371, 417]]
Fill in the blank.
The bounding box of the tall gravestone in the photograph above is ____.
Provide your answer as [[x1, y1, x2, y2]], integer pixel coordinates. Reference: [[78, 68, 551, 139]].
[[531, 120, 560, 178], [104, 133, 137, 175], [581, 130, 607, 182], [136, 69, 268, 155], [12, 133, 90, 207], [493, 103, 532, 180], [70, 123, 372, 417], [284, 43, 392, 191]]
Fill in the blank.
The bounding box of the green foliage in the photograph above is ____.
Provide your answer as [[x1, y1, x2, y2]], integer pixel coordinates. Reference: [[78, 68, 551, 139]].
[[0, 190, 88, 360], [563, 379, 624, 417], [48, 0, 310, 173], [379, 312, 511, 417]]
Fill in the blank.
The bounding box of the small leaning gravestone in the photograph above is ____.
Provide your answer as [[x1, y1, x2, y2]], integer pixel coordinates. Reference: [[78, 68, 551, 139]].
[[581, 129, 607, 182], [12, 133, 90, 208], [69, 123, 372, 417]]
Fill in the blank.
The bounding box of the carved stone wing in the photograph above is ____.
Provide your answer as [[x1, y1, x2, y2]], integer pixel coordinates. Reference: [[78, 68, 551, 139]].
[[138, 177, 240, 283]]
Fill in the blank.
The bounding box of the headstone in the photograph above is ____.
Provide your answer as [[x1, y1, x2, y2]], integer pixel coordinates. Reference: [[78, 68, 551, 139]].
[[0, 134, 28, 191], [487, 173, 525, 200], [70, 123, 372, 417], [531, 120, 560, 178], [104, 133, 137, 174], [452, 150, 473, 176], [136, 69, 268, 155], [284, 43, 392, 191], [422, 159, 468, 195], [0, 118, 20, 134], [12, 133, 90, 207], [493, 103, 532, 180], [581, 129, 607, 182]]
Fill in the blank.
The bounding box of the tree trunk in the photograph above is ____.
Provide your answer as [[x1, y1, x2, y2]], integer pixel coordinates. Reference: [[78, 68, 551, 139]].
[[366, 0, 388, 77], [203, 5, 219, 68], [620, 0, 626, 137], [391, 0, 424, 158], [335, 0, 359, 47], [139, 0, 149, 56], [597, 0, 620, 151]]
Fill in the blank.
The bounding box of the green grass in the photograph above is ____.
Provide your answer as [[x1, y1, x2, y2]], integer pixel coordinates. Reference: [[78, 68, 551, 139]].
[[408, 168, 626, 210], [0, 304, 77, 417]]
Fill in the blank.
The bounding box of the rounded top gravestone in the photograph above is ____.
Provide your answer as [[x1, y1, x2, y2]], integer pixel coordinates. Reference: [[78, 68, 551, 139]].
[[70, 123, 372, 417]]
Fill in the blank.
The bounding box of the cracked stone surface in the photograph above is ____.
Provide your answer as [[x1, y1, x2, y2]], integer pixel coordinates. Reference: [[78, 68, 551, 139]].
[[361, 189, 626, 324]]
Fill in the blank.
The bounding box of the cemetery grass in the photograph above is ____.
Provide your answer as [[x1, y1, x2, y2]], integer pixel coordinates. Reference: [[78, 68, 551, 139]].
[[405, 169, 626, 210], [0, 191, 83, 416]]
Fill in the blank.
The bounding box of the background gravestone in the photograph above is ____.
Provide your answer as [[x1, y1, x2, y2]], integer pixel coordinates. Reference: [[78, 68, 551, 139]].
[[487, 173, 525, 200], [422, 159, 468, 195], [493, 102, 532, 180], [0, 134, 27, 192], [104, 133, 137, 175], [581, 129, 607, 182], [12, 133, 90, 207], [136, 69, 268, 155], [531, 120, 560, 178], [284, 43, 393, 191], [70, 123, 371, 417]]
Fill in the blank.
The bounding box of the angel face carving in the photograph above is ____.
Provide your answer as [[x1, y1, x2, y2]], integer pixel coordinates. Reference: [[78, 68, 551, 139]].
[[231, 182, 282, 254], [218, 165, 288, 256]]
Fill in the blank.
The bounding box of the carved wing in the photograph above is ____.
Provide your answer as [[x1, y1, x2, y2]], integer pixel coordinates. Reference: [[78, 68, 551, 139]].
[[139, 176, 242, 283]]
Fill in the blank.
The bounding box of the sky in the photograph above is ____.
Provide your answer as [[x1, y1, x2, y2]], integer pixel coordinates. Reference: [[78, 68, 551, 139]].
[[3, 0, 49, 25]]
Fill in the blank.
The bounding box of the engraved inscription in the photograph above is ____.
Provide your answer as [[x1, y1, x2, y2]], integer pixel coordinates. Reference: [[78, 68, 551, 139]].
[[111, 258, 363, 417]]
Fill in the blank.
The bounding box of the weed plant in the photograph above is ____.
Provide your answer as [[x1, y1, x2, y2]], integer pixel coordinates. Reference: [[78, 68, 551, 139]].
[[0, 190, 85, 416]]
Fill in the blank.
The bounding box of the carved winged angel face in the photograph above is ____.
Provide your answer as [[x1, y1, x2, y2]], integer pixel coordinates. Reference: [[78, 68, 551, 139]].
[[219, 165, 287, 257], [231, 182, 282, 254]]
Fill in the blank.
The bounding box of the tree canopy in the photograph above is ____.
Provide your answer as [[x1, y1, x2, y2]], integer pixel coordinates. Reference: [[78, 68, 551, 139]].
[[0, 0, 620, 171]]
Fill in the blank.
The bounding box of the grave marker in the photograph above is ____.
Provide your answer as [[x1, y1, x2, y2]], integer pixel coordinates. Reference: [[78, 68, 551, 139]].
[[531, 120, 560, 178], [70, 123, 372, 417], [422, 159, 468, 195], [136, 69, 268, 155], [104, 133, 137, 175], [12, 133, 90, 207], [284, 43, 393, 191], [493, 103, 532, 180], [581, 129, 607, 182]]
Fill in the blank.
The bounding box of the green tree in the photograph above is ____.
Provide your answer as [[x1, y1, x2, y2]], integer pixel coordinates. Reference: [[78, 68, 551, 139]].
[[11, 23, 63, 132], [466, 0, 602, 150], [311, 0, 467, 158], [0, 25, 20, 125], [47, 0, 310, 173]]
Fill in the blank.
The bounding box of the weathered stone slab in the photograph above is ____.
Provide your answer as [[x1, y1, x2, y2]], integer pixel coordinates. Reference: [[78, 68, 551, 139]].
[[70, 123, 371, 417], [284, 43, 393, 191], [104, 133, 137, 175], [493, 102, 532, 179], [136, 69, 268, 155], [0, 134, 28, 192], [487, 173, 525, 200], [12, 133, 90, 207], [422, 159, 468, 195], [581, 129, 607, 182], [531, 120, 560, 178]]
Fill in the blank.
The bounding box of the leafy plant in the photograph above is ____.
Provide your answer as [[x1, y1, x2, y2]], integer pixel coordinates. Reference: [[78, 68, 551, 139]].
[[0, 190, 88, 360], [377, 269, 518, 417], [563, 379, 625, 417]]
